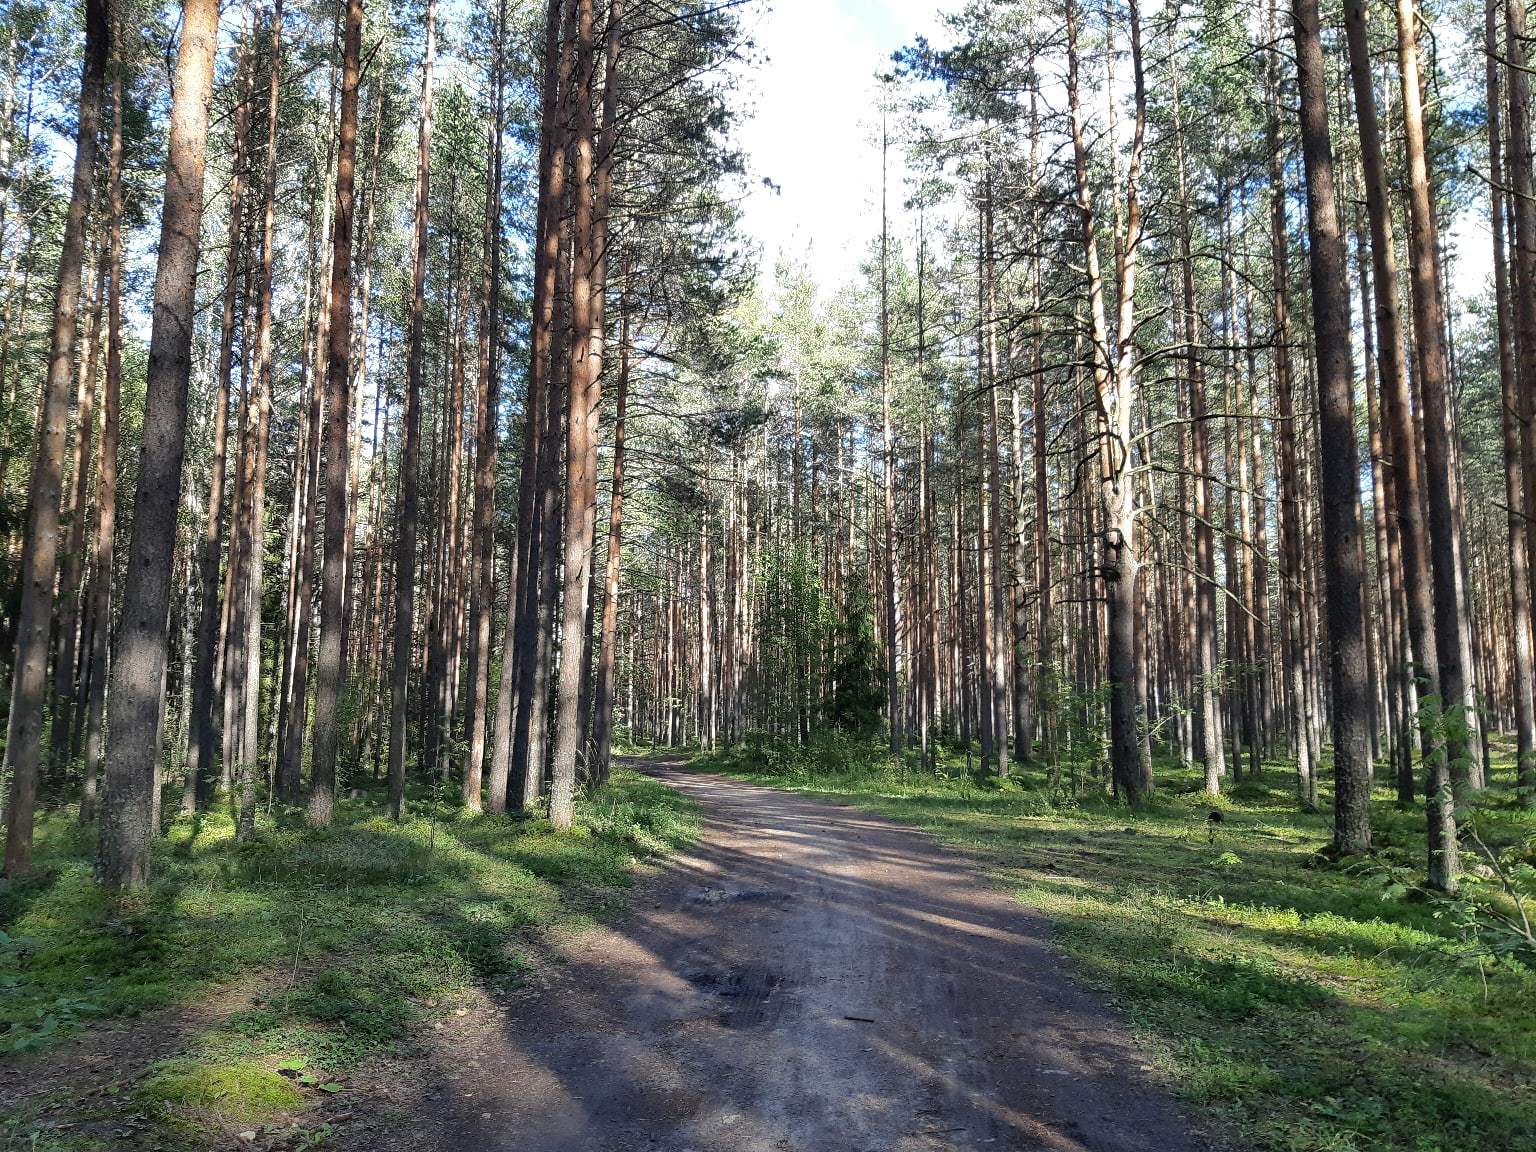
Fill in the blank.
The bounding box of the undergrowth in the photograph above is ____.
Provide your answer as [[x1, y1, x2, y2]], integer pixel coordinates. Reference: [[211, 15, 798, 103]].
[[686, 731, 1536, 1152]]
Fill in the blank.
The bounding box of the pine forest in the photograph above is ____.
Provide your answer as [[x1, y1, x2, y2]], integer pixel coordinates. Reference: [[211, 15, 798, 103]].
[[0, 0, 1534, 1147]]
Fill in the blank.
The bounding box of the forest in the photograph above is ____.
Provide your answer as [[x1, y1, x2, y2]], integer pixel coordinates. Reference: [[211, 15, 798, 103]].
[[1, 0, 1535, 1146]]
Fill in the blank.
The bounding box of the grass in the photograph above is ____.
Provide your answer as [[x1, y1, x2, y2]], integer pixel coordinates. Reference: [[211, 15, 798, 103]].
[[0, 769, 697, 1150], [686, 731, 1536, 1152]]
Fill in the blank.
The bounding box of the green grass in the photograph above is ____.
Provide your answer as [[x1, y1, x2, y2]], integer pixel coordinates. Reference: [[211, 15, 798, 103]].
[[0, 769, 697, 1150], [686, 733, 1536, 1152]]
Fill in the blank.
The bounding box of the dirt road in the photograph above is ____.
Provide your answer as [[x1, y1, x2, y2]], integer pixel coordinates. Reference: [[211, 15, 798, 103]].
[[353, 764, 1216, 1151]]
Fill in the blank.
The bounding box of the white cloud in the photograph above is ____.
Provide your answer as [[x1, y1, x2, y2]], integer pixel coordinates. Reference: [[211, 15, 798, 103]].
[[733, 0, 942, 294]]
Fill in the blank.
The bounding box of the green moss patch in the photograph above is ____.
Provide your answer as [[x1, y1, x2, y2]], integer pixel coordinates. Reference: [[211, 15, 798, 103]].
[[138, 1059, 303, 1128]]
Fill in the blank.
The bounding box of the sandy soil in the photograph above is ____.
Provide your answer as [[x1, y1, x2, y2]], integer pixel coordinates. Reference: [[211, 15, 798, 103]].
[[343, 762, 1219, 1152]]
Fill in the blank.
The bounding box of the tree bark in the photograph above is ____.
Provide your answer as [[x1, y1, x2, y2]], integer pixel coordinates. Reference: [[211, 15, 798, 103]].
[[184, 51, 254, 813], [1068, 0, 1149, 802], [387, 0, 436, 821], [80, 43, 124, 825], [235, 0, 284, 839], [49, 246, 104, 770], [879, 111, 902, 757], [309, 0, 365, 828], [548, 0, 601, 830], [1291, 0, 1372, 858], [1392, 0, 1470, 820], [1507, 0, 1536, 804], [514, 0, 577, 812], [464, 0, 506, 809], [1491, 0, 1536, 797], [97, 0, 219, 887], [1172, 52, 1224, 796], [1265, 0, 1314, 804], [591, 312, 629, 784], [1, 0, 106, 874]]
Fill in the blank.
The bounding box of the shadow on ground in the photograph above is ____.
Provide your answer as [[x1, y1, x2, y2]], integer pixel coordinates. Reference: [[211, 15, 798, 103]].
[[341, 757, 1219, 1152]]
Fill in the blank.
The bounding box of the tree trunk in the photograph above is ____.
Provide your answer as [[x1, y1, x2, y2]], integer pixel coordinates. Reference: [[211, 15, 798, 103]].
[[1068, 0, 1148, 802], [464, 0, 506, 809], [1171, 53, 1224, 796], [80, 44, 124, 825], [506, 0, 573, 812], [1291, 0, 1372, 858], [879, 112, 901, 757], [584, 0, 623, 780], [429, 271, 466, 783], [387, 0, 436, 821], [309, 0, 365, 828], [592, 309, 629, 785], [1266, 2, 1306, 802], [1392, 0, 1470, 813], [983, 167, 1008, 778], [97, 0, 219, 888], [1, 0, 106, 874], [49, 247, 104, 770], [1490, 0, 1536, 796], [548, 0, 601, 830], [1342, 0, 1454, 878], [1508, 0, 1536, 807], [184, 53, 254, 813], [235, 0, 284, 839]]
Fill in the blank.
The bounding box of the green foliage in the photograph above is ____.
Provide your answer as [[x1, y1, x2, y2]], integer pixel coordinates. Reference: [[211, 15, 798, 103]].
[[1454, 826, 1536, 968], [692, 741, 1536, 1152], [749, 547, 898, 742], [827, 578, 884, 736], [0, 927, 102, 1054], [1351, 815, 1536, 973], [753, 541, 832, 734]]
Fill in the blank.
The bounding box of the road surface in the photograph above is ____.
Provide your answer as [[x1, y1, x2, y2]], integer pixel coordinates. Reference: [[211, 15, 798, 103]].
[[353, 762, 1217, 1151]]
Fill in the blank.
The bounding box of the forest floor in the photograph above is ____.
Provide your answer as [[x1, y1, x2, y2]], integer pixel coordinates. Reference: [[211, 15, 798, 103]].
[[4, 748, 1532, 1152], [1, 757, 1217, 1152], [686, 736, 1536, 1152], [0, 769, 697, 1151]]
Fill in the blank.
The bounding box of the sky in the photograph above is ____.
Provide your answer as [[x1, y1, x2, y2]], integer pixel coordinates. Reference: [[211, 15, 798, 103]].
[[731, 0, 1492, 316], [732, 0, 943, 293]]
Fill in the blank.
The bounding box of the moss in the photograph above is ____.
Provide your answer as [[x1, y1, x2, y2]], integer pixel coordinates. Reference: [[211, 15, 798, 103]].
[[2, 771, 696, 1058], [137, 1059, 303, 1128]]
